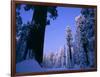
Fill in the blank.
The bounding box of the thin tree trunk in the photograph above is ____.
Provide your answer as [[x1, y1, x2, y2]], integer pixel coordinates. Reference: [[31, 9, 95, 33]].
[[23, 44, 28, 60], [83, 43, 89, 65]]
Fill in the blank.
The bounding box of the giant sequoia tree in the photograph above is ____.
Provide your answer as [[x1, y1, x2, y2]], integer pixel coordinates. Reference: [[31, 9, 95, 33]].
[[23, 5, 58, 65], [74, 8, 96, 68], [66, 26, 73, 68], [81, 8, 96, 67], [75, 14, 89, 67]]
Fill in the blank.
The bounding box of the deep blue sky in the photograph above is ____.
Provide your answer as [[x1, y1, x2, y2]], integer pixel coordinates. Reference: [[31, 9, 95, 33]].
[[44, 7, 81, 55], [19, 5, 81, 55]]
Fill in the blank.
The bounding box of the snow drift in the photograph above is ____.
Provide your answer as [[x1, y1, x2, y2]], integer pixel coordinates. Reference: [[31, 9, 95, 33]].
[[16, 59, 44, 73]]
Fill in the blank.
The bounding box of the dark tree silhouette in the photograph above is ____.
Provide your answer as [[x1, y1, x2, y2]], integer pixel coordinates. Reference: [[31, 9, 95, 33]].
[[23, 5, 58, 65], [16, 4, 23, 63]]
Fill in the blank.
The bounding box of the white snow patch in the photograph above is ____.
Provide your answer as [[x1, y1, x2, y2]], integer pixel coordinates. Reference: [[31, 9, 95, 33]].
[[16, 59, 44, 73]]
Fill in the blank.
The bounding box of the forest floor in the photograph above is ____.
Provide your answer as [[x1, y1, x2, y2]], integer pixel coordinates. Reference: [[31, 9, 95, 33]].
[[16, 59, 81, 73]]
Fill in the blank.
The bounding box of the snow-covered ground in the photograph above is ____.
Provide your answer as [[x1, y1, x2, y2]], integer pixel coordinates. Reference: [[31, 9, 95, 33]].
[[16, 59, 45, 73], [16, 59, 83, 73]]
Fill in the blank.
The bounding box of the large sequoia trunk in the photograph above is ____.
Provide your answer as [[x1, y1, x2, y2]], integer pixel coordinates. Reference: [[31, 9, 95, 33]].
[[23, 6, 47, 65]]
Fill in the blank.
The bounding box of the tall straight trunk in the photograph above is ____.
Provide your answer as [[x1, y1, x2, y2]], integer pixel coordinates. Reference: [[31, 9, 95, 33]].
[[23, 6, 48, 64], [83, 43, 89, 65], [81, 34, 89, 65], [69, 45, 72, 61], [33, 7, 47, 64], [23, 44, 28, 60], [68, 42, 72, 67], [68, 41, 72, 61]]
